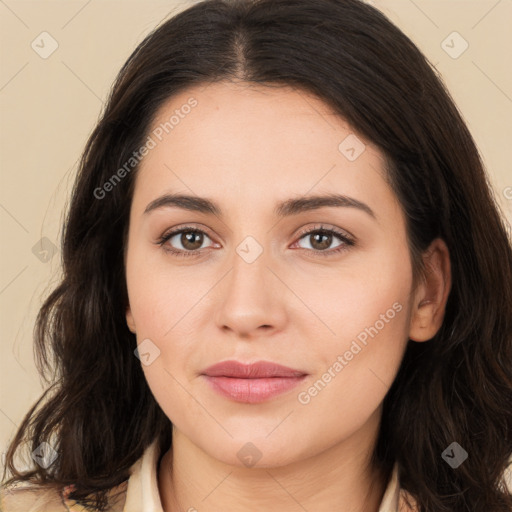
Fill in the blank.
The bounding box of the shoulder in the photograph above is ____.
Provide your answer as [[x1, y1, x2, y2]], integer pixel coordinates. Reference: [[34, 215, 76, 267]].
[[0, 481, 128, 512], [0, 483, 69, 512]]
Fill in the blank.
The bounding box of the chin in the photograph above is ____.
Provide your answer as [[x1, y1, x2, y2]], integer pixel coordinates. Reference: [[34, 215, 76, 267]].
[[197, 433, 307, 469]]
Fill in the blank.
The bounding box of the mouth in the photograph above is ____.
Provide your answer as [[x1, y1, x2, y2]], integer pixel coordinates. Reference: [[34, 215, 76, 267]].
[[201, 360, 308, 403]]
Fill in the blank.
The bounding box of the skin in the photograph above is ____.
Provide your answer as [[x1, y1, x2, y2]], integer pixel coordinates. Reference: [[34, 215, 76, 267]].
[[124, 81, 451, 512]]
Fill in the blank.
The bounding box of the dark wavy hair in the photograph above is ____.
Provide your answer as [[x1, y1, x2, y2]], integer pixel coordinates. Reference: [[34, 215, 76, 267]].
[[2, 0, 512, 510]]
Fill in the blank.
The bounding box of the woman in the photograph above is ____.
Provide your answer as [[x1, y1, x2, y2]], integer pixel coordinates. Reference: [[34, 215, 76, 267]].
[[2, 0, 512, 510]]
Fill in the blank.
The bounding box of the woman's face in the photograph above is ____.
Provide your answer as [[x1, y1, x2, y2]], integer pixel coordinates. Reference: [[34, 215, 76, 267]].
[[125, 81, 416, 467]]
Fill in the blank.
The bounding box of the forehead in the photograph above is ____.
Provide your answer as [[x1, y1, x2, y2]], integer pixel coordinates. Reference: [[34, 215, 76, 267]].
[[132, 81, 395, 219], [145, 81, 363, 169]]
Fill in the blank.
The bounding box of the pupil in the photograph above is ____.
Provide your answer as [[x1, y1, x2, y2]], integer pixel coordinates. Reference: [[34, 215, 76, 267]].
[[312, 232, 331, 250], [182, 231, 203, 250]]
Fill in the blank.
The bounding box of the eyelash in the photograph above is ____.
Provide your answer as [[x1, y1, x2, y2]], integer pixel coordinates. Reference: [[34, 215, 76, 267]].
[[156, 224, 355, 259]]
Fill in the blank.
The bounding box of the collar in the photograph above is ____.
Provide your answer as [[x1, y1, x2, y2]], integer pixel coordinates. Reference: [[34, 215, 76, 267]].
[[122, 439, 408, 512]]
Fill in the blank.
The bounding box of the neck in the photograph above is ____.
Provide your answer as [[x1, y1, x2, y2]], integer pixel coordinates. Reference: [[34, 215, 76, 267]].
[[158, 410, 388, 512]]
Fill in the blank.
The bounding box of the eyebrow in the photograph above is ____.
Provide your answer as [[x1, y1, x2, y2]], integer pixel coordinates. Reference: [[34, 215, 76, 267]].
[[143, 193, 376, 219]]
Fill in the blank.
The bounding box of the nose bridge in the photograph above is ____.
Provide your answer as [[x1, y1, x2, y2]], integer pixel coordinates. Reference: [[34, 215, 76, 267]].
[[228, 234, 272, 303], [213, 233, 286, 334]]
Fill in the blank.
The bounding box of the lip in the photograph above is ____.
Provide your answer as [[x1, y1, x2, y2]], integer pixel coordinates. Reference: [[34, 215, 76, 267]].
[[201, 360, 308, 403]]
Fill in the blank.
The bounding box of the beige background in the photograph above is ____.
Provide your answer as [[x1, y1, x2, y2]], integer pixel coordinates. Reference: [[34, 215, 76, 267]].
[[1, 0, 511, 463]]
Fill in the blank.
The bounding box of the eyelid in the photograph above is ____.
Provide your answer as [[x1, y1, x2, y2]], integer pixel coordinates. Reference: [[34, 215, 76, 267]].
[[159, 223, 217, 241], [293, 223, 355, 243]]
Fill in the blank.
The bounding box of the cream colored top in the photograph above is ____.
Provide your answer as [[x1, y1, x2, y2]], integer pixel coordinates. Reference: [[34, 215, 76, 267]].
[[0, 438, 425, 511]]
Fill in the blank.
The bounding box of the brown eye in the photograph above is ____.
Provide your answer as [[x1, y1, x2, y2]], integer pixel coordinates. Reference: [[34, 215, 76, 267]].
[[179, 230, 205, 250], [297, 230, 345, 251], [159, 228, 215, 254], [310, 232, 334, 250]]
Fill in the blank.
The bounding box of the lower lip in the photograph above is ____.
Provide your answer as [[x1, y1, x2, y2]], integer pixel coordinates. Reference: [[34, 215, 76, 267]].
[[203, 375, 307, 403]]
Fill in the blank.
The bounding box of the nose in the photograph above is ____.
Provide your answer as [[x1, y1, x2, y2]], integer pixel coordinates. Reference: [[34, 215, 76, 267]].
[[213, 247, 288, 339]]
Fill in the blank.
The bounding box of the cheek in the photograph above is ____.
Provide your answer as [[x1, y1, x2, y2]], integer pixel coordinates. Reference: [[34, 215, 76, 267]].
[[125, 246, 211, 339], [141, 361, 204, 437], [292, 301, 409, 458], [294, 246, 412, 410], [125, 252, 202, 415], [297, 241, 412, 353]]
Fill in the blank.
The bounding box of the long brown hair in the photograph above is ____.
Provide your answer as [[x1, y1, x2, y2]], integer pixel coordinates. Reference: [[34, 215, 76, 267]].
[[3, 0, 512, 510]]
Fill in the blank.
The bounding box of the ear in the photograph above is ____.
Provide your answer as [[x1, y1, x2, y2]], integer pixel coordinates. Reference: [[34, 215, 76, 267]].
[[126, 305, 137, 334], [409, 238, 451, 342]]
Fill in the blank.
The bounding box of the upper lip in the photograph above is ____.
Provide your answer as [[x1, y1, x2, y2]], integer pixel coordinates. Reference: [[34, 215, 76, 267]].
[[202, 360, 307, 378]]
